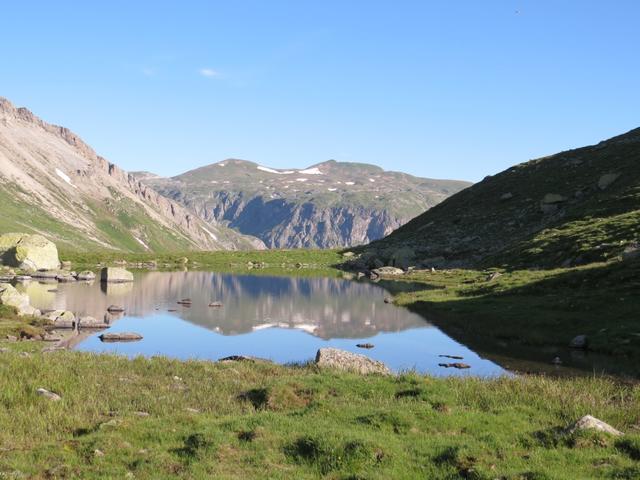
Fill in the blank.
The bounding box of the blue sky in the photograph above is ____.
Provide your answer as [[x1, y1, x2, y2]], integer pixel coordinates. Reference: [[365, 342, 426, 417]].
[[1, 1, 638, 181]]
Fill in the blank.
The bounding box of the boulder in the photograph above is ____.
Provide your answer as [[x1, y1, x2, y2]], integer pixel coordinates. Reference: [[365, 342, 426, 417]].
[[598, 173, 620, 190], [567, 415, 623, 436], [36, 388, 61, 401], [372, 266, 404, 276], [569, 334, 588, 349], [100, 267, 133, 283], [0, 233, 60, 271], [500, 192, 513, 201], [315, 348, 391, 375], [76, 271, 96, 281], [542, 194, 567, 204], [78, 316, 108, 329], [43, 310, 76, 328], [390, 247, 416, 269], [0, 283, 38, 316]]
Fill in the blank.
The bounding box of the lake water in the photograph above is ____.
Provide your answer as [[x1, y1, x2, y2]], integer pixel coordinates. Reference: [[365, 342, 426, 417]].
[[18, 271, 506, 376]]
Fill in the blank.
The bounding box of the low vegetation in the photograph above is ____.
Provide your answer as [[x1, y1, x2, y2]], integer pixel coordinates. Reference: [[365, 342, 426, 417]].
[[0, 347, 638, 479]]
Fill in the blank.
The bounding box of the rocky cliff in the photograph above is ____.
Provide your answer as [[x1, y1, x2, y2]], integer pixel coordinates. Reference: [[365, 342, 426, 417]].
[[137, 159, 471, 249], [0, 97, 263, 252]]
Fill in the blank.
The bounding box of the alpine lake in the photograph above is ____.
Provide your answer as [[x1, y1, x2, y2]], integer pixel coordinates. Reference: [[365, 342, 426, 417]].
[[14, 269, 631, 378]]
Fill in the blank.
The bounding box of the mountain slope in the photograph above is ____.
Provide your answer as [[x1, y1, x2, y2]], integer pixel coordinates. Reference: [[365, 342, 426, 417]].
[[136, 159, 470, 249], [0, 97, 264, 252], [361, 128, 640, 269]]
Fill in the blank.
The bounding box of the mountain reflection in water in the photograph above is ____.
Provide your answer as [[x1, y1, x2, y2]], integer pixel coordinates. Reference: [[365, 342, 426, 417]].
[[18, 271, 506, 376]]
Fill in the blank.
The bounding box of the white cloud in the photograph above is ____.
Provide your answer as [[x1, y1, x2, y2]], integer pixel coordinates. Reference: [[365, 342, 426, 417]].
[[199, 68, 219, 78]]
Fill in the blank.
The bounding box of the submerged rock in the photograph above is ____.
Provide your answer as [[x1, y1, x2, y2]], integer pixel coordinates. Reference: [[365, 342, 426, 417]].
[[76, 270, 96, 281], [315, 347, 391, 375], [100, 267, 133, 283], [567, 415, 623, 436]]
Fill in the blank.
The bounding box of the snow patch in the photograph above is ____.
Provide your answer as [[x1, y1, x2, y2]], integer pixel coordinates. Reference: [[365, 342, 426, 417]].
[[201, 226, 218, 241], [327, 188, 337, 192], [134, 237, 150, 250], [345, 181, 355, 185], [369, 178, 376, 183], [298, 167, 323, 175], [218, 163, 226, 167], [257, 166, 294, 175], [295, 178, 308, 182], [55, 168, 76, 188]]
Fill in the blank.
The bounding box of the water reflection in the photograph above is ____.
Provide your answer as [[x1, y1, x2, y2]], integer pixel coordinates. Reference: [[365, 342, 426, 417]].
[[18, 272, 506, 376]]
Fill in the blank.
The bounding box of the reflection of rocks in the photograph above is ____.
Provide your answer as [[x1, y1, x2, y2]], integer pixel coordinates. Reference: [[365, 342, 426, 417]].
[[17, 272, 429, 340]]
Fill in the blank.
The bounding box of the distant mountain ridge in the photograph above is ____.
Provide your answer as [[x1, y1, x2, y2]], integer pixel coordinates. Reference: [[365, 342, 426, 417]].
[[135, 159, 471, 249], [0, 97, 264, 252], [358, 127, 640, 269]]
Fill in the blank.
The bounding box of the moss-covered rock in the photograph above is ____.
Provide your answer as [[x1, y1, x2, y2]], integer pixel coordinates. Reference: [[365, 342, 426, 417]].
[[0, 233, 60, 271]]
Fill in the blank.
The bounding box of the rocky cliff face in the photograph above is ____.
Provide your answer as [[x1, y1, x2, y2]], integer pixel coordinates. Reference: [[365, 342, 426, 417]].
[[0, 97, 263, 252], [139, 159, 471, 249]]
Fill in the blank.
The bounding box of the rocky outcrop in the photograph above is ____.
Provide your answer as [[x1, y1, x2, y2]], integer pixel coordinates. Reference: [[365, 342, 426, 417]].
[[0, 233, 60, 271], [315, 347, 391, 375]]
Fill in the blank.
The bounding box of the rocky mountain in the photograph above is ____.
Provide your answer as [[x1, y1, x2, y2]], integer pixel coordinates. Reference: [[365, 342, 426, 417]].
[[135, 159, 470, 249], [0, 97, 264, 252], [358, 127, 640, 269]]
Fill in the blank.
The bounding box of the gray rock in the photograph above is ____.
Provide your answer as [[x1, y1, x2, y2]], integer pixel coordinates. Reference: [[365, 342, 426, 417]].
[[107, 305, 126, 313], [76, 270, 96, 281], [500, 192, 513, 201], [569, 334, 588, 349], [78, 316, 108, 329], [315, 347, 391, 375], [597, 173, 620, 190], [100, 267, 134, 283], [36, 388, 61, 401], [567, 415, 623, 436], [542, 193, 567, 204], [43, 310, 76, 328], [99, 332, 143, 342], [372, 266, 404, 276]]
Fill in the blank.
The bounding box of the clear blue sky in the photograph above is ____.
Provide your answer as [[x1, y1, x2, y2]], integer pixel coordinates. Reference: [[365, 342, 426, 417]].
[[1, 1, 638, 182]]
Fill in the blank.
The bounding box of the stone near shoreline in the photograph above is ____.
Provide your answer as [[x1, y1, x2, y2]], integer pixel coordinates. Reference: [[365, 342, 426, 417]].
[[100, 267, 134, 283], [315, 348, 391, 375], [99, 332, 143, 342], [0, 283, 39, 316]]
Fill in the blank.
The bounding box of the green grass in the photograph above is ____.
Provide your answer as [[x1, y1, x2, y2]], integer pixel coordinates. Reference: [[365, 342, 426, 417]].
[[387, 257, 640, 376], [59, 248, 345, 277], [0, 347, 638, 479]]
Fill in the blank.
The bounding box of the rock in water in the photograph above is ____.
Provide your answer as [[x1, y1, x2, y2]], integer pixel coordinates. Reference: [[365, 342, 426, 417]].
[[315, 348, 391, 375], [0, 233, 60, 271], [76, 271, 96, 281], [107, 305, 125, 313], [0, 283, 38, 316], [567, 415, 623, 436], [100, 267, 133, 283], [99, 332, 143, 342]]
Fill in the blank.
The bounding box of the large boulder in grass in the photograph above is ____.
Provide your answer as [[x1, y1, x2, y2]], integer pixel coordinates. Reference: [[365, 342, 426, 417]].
[[0, 283, 38, 316], [0, 233, 59, 271], [315, 348, 391, 375], [100, 267, 133, 283]]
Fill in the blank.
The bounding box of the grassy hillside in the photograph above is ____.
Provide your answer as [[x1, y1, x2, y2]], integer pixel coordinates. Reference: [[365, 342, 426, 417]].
[[363, 128, 640, 269]]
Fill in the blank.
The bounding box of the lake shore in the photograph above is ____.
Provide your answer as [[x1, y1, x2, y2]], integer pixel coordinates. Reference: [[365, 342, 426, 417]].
[[1, 250, 640, 477]]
